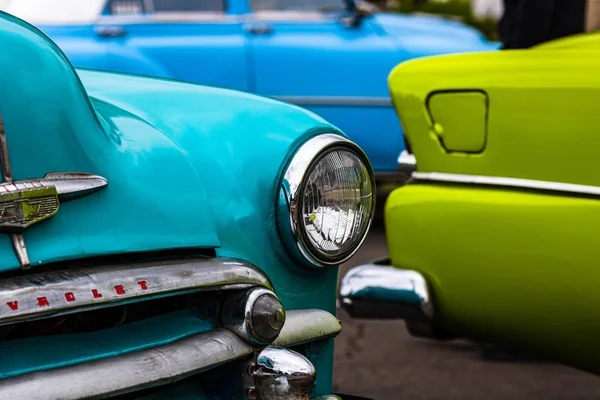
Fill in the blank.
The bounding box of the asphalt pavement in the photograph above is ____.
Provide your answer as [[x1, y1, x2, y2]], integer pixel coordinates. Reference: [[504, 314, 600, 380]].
[[333, 223, 600, 400]]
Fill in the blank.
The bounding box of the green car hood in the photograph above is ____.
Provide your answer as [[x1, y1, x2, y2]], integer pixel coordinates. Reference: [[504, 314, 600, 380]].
[[535, 31, 600, 50]]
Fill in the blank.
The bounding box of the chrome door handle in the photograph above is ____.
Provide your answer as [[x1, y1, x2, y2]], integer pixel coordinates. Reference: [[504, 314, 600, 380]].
[[244, 23, 273, 35], [95, 25, 127, 38]]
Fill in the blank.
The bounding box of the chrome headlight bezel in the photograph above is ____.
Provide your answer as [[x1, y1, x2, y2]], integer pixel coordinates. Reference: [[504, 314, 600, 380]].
[[277, 134, 376, 268]]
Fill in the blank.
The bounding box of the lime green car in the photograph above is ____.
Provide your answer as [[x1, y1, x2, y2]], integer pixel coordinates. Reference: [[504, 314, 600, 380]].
[[340, 33, 600, 375]]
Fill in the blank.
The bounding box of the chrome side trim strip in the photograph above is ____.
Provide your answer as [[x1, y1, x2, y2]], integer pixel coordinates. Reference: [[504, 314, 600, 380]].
[[0, 310, 339, 399], [96, 13, 239, 25], [413, 172, 600, 196], [252, 10, 329, 21], [0, 257, 272, 325], [275, 96, 392, 107], [273, 309, 341, 347], [0, 328, 254, 400]]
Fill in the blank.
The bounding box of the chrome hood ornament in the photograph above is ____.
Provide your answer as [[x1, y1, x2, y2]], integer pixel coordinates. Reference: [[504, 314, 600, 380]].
[[0, 114, 108, 270]]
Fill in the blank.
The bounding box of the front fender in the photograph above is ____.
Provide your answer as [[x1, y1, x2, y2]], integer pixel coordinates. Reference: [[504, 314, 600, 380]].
[[0, 12, 218, 272], [78, 69, 343, 313]]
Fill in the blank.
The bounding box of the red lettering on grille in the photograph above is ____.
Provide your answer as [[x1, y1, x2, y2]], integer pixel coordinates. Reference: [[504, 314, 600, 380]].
[[37, 297, 50, 307], [137, 281, 148, 290], [65, 292, 75, 302], [92, 289, 103, 299], [6, 301, 18, 311], [114, 285, 126, 295]]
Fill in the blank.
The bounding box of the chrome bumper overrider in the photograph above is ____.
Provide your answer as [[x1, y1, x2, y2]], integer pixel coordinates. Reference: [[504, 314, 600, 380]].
[[339, 261, 432, 322], [0, 310, 341, 399], [374, 151, 416, 184], [398, 150, 416, 176]]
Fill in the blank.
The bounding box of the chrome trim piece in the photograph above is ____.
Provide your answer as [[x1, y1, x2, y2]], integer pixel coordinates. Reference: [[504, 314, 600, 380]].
[[339, 263, 432, 321], [39, 172, 108, 200], [223, 287, 286, 346], [277, 134, 376, 267], [0, 328, 255, 400], [412, 172, 600, 196], [0, 257, 272, 326], [96, 12, 238, 25], [0, 115, 13, 183], [252, 10, 330, 21], [11, 234, 30, 270], [0, 173, 108, 199], [398, 150, 416, 170], [276, 96, 392, 107], [0, 114, 108, 270], [272, 309, 341, 347], [0, 309, 339, 399], [254, 347, 316, 400]]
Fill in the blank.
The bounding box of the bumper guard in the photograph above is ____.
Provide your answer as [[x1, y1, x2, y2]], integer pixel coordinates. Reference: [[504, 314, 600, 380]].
[[339, 260, 432, 322]]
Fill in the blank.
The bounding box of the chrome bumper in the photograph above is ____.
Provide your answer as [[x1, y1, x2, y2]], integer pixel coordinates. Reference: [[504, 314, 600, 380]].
[[339, 261, 457, 340], [374, 151, 416, 184], [0, 309, 341, 399], [339, 261, 432, 322], [398, 150, 416, 176]]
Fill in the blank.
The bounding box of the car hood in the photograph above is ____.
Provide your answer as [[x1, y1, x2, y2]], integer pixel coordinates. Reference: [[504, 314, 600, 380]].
[[373, 13, 501, 57], [535, 31, 600, 50], [0, 10, 338, 272]]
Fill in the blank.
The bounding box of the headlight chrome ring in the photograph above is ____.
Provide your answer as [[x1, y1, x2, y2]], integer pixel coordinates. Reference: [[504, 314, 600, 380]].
[[277, 134, 376, 268]]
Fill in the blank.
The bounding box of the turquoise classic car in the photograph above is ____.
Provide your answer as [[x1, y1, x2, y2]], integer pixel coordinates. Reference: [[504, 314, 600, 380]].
[[0, 11, 375, 400], [1, 0, 498, 180]]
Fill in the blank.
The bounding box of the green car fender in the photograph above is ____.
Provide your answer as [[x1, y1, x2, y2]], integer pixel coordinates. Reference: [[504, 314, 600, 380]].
[[386, 40, 600, 372], [340, 34, 600, 375]]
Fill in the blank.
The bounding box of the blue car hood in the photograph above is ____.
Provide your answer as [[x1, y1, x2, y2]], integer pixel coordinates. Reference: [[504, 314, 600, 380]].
[[373, 13, 501, 57]]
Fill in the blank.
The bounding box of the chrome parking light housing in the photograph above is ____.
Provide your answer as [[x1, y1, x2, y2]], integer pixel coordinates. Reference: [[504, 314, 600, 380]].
[[277, 134, 376, 268], [223, 288, 286, 346]]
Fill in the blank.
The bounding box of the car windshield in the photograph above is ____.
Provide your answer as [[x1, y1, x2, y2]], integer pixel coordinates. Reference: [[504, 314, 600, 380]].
[[250, 0, 347, 12], [2, 0, 105, 24]]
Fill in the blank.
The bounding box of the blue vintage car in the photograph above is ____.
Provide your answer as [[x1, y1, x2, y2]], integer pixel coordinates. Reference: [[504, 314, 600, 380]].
[[0, 9, 375, 400], [2, 0, 498, 179]]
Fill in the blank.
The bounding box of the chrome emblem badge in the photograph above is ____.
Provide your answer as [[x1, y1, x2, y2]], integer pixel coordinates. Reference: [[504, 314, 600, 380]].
[[0, 186, 59, 233], [0, 114, 108, 269]]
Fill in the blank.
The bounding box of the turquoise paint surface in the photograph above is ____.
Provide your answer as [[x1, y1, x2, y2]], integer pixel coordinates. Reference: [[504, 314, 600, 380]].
[[78, 68, 340, 318], [0, 12, 219, 270], [0, 12, 338, 393], [0, 310, 213, 380]]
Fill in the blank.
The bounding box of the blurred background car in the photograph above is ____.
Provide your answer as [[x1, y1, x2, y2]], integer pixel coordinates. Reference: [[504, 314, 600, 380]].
[[1, 0, 497, 184]]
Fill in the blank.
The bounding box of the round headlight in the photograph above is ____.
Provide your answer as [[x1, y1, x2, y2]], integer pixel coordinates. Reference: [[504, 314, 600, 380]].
[[278, 134, 375, 267]]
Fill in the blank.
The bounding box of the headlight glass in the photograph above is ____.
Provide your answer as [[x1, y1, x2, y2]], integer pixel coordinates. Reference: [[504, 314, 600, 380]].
[[299, 148, 373, 263], [277, 134, 375, 268]]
